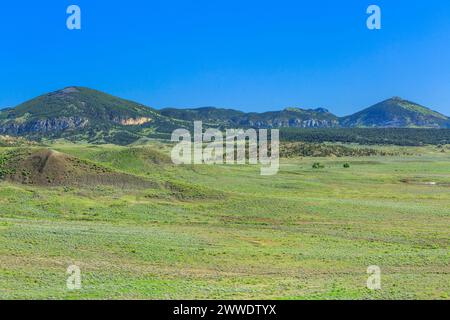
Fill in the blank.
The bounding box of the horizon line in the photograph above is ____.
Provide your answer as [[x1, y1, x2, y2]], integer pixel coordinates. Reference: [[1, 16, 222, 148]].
[[1, 86, 449, 119]]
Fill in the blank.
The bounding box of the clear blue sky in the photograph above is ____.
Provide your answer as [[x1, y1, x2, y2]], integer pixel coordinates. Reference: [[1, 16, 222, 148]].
[[1, 0, 450, 116]]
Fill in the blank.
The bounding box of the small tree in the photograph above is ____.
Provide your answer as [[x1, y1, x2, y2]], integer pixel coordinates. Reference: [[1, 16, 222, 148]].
[[343, 163, 350, 168]]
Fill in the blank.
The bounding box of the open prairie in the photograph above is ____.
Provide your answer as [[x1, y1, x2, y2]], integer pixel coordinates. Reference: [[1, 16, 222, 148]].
[[0, 143, 449, 299]]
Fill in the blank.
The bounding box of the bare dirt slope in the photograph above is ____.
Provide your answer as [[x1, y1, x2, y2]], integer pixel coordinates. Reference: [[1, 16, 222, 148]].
[[2, 148, 156, 188]]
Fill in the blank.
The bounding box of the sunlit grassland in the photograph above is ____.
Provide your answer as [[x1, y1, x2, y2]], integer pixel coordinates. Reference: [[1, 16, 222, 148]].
[[0, 143, 449, 299]]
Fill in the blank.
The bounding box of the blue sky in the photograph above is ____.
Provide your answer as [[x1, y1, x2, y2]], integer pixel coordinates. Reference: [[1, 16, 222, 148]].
[[1, 0, 450, 116]]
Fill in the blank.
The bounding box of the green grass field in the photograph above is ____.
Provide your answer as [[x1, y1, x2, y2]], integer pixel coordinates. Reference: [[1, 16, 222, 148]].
[[0, 142, 449, 299]]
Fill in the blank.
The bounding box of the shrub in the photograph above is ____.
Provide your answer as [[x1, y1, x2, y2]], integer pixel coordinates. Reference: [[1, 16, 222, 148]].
[[343, 163, 350, 168], [312, 162, 324, 169]]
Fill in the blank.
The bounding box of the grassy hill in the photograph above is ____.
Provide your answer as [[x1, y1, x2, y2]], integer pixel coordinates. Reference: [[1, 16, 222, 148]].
[[0, 148, 157, 188], [340, 97, 450, 128], [0, 135, 37, 147]]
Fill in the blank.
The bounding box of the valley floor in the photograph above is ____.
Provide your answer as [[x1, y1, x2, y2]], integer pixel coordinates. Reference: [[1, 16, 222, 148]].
[[0, 143, 449, 299]]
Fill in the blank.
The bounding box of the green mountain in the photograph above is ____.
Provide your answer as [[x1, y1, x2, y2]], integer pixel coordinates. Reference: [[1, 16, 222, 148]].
[[341, 97, 450, 128], [161, 107, 246, 126], [1, 88, 449, 145], [161, 106, 339, 128], [0, 87, 185, 144]]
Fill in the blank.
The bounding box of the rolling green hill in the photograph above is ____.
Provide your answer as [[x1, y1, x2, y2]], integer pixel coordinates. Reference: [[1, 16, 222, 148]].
[[340, 97, 450, 128]]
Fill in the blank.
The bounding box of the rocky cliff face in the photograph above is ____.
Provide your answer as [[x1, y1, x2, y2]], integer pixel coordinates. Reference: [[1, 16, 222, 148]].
[[0, 117, 89, 135], [117, 117, 152, 126], [239, 118, 339, 128], [0, 87, 171, 142]]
